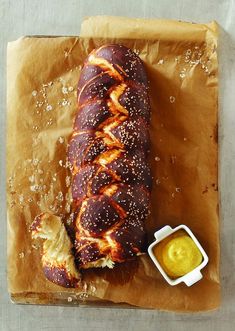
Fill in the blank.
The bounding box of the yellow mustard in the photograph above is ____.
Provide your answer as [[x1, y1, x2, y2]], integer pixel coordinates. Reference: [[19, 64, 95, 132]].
[[153, 230, 203, 278]]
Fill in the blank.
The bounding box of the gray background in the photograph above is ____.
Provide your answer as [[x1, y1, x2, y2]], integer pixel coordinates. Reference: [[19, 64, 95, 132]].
[[1, 0, 235, 330]]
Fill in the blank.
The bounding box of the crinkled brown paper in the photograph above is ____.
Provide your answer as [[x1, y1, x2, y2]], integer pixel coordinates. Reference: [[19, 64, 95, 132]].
[[7, 16, 220, 311]]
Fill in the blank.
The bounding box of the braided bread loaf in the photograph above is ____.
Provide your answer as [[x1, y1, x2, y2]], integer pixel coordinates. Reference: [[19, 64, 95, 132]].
[[68, 44, 152, 269]]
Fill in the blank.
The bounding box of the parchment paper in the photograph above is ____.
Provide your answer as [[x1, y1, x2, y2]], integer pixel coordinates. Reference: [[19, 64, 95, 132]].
[[7, 17, 220, 311]]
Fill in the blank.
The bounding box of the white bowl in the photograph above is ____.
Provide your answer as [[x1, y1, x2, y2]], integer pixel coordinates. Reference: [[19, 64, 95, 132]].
[[148, 225, 209, 286]]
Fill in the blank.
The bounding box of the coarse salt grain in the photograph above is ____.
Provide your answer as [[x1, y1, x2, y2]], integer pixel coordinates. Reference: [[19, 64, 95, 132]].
[[65, 202, 71, 213], [19, 252, 25, 258], [180, 68, 186, 79], [186, 49, 192, 56], [62, 100, 67, 106], [30, 185, 40, 192], [56, 191, 64, 201], [66, 176, 71, 187], [32, 158, 39, 166], [169, 96, 175, 103], [78, 292, 89, 300], [175, 187, 181, 192], [46, 104, 53, 111], [32, 90, 37, 97], [67, 297, 73, 302], [58, 136, 64, 144], [62, 87, 68, 94], [133, 49, 140, 55], [158, 59, 164, 65], [36, 101, 44, 107], [154, 156, 160, 161], [47, 118, 53, 126]]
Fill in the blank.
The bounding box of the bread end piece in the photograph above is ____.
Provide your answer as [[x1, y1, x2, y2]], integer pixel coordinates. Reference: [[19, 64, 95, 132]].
[[31, 213, 81, 288]]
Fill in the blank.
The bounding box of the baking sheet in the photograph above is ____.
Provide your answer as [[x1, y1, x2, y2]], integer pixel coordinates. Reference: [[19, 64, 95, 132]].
[[7, 18, 220, 311]]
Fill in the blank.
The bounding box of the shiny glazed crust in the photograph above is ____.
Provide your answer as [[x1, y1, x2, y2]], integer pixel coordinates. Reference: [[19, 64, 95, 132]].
[[68, 44, 151, 269]]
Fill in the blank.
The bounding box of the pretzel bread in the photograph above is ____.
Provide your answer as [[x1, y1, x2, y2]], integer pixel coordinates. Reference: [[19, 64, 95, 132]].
[[68, 44, 151, 269]]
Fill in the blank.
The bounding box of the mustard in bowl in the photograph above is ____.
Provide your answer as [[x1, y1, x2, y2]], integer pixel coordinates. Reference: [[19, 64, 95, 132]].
[[148, 225, 209, 286]]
